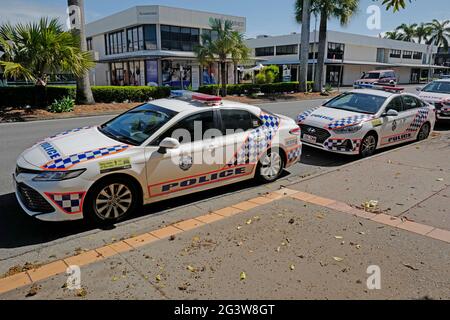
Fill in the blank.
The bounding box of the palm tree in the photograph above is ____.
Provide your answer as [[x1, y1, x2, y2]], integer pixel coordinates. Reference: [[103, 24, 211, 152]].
[[194, 18, 250, 97], [415, 23, 432, 44], [0, 17, 94, 106], [395, 23, 417, 42], [380, 0, 414, 11], [307, 0, 359, 92], [383, 30, 404, 40], [295, 0, 312, 93], [68, 0, 95, 104], [427, 19, 450, 50]]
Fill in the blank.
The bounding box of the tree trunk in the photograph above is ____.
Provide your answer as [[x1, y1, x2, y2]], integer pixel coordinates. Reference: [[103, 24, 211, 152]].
[[313, 11, 328, 93], [68, 0, 95, 105], [220, 61, 227, 97], [299, 0, 311, 93]]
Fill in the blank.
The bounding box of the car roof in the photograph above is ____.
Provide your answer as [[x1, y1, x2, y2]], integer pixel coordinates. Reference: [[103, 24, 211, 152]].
[[367, 69, 394, 73], [433, 78, 450, 82], [349, 89, 396, 98], [151, 98, 262, 114]]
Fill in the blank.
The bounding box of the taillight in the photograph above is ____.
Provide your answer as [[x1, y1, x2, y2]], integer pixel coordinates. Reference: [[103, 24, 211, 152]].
[[289, 127, 301, 135]]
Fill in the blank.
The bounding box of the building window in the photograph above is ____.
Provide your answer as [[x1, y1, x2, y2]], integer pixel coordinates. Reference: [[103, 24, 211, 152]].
[[327, 42, 345, 60], [390, 49, 402, 58], [413, 51, 423, 60], [276, 45, 298, 56], [110, 60, 145, 86], [127, 26, 145, 52], [255, 46, 274, 57], [403, 50, 412, 59], [377, 48, 388, 63], [105, 30, 126, 55], [86, 38, 93, 51], [144, 25, 157, 50], [201, 29, 218, 43], [161, 25, 200, 51], [308, 43, 318, 60]]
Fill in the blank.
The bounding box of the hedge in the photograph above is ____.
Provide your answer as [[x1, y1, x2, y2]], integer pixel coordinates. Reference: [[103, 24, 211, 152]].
[[198, 81, 314, 96], [0, 85, 171, 107]]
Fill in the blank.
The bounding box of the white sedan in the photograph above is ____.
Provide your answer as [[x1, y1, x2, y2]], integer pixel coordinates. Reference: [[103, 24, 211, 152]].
[[297, 86, 436, 157], [417, 79, 450, 121], [13, 91, 301, 223]]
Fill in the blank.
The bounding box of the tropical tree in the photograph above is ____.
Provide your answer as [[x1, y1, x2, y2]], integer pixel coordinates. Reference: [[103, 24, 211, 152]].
[[383, 30, 404, 40], [427, 19, 450, 49], [295, 0, 312, 92], [194, 18, 250, 97], [300, 0, 359, 92], [68, 0, 95, 104], [415, 23, 432, 44], [395, 23, 417, 42], [380, 0, 414, 12], [0, 17, 94, 105]]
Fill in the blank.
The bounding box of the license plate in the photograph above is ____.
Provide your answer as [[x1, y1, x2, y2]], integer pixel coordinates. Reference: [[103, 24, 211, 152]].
[[303, 134, 317, 144]]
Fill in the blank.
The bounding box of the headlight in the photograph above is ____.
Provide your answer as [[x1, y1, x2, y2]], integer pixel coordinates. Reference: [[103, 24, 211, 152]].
[[32, 169, 86, 181], [333, 123, 363, 134]]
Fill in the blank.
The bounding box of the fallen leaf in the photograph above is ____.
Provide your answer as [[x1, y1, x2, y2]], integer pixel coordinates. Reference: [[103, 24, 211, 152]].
[[187, 265, 196, 273], [155, 275, 162, 282], [246, 219, 252, 225], [333, 257, 344, 262], [288, 219, 295, 224], [240, 272, 247, 281], [290, 264, 295, 271], [436, 178, 444, 182], [403, 263, 419, 271], [76, 288, 87, 297], [25, 284, 41, 298], [334, 236, 344, 239], [112, 276, 119, 281]]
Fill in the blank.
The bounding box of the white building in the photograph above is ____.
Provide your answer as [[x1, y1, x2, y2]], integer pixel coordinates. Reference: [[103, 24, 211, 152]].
[[246, 30, 447, 86], [85, 5, 246, 88]]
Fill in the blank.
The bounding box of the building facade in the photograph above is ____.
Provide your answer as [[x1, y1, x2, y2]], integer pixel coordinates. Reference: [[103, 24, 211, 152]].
[[85, 5, 246, 88], [246, 31, 447, 86]]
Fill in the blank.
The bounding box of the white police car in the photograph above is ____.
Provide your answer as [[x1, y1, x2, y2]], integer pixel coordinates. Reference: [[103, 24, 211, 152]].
[[13, 91, 301, 223], [297, 85, 436, 157], [417, 79, 450, 121]]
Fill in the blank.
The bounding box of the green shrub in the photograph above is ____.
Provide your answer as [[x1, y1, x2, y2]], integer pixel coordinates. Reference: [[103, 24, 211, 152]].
[[0, 86, 75, 107], [48, 96, 75, 113], [91, 86, 170, 103], [198, 81, 314, 96]]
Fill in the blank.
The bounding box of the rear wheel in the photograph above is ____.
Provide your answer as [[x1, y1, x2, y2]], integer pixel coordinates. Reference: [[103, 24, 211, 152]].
[[85, 177, 139, 225], [359, 133, 377, 158], [417, 122, 431, 141], [256, 149, 284, 183]]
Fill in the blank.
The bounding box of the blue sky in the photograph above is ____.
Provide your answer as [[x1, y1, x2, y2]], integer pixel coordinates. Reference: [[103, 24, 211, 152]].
[[0, 0, 449, 38]]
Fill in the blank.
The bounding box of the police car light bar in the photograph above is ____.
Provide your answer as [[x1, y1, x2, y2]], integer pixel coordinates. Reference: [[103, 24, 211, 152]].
[[171, 90, 222, 103], [355, 83, 405, 93]]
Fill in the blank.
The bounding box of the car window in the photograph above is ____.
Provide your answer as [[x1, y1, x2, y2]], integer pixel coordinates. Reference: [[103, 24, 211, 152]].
[[386, 97, 403, 112], [324, 92, 387, 114], [402, 96, 420, 111], [152, 111, 217, 145], [422, 81, 450, 94], [220, 109, 261, 135]]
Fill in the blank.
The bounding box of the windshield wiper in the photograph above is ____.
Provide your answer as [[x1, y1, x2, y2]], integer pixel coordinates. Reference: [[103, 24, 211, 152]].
[[98, 127, 139, 146]]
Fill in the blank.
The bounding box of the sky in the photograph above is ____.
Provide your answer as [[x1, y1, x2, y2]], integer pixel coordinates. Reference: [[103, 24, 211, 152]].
[[0, 0, 449, 38]]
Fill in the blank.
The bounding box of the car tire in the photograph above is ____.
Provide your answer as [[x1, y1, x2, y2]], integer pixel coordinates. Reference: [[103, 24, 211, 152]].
[[84, 176, 140, 225], [255, 148, 285, 183], [417, 122, 431, 141], [359, 133, 377, 158]]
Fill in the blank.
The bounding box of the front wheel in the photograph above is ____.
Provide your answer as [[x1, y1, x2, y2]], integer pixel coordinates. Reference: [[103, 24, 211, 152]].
[[84, 177, 139, 225], [359, 134, 377, 158], [417, 122, 431, 141], [256, 149, 284, 183]]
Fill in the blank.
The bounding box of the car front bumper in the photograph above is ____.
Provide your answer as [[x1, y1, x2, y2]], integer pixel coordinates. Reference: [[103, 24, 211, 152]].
[[13, 171, 88, 222], [301, 138, 361, 155]]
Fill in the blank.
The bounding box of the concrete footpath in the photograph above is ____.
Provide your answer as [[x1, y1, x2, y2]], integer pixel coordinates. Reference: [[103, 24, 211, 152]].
[[1, 133, 449, 300]]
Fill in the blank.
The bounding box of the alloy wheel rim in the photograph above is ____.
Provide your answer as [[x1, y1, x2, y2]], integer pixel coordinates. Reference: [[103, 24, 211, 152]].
[[419, 124, 430, 140], [260, 152, 282, 179], [362, 136, 376, 154], [95, 183, 132, 220]]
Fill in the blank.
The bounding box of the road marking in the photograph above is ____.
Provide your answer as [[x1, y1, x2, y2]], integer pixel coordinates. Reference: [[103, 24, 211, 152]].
[[0, 187, 448, 296]]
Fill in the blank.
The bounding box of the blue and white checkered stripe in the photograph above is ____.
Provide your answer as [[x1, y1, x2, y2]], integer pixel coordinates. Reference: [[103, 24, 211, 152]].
[[47, 192, 85, 214], [43, 145, 129, 170], [48, 127, 92, 139], [324, 139, 361, 152], [297, 107, 320, 124], [228, 113, 280, 166], [327, 115, 374, 130], [287, 147, 301, 162], [406, 108, 429, 132]]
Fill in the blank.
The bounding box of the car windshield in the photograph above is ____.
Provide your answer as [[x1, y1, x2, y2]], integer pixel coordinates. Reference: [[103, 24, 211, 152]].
[[324, 92, 387, 114], [363, 72, 380, 79], [422, 81, 450, 94], [99, 104, 177, 146]]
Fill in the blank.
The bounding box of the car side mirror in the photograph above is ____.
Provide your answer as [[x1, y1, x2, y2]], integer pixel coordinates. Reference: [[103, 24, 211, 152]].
[[158, 137, 180, 154], [383, 109, 399, 117]]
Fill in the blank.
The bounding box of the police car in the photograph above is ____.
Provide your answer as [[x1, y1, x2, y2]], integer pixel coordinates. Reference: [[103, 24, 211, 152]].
[[13, 91, 301, 223], [417, 79, 450, 121], [297, 85, 436, 157]]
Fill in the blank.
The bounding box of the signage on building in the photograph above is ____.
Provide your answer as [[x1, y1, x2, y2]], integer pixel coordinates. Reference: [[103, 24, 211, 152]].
[[282, 65, 291, 82], [145, 60, 158, 85]]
